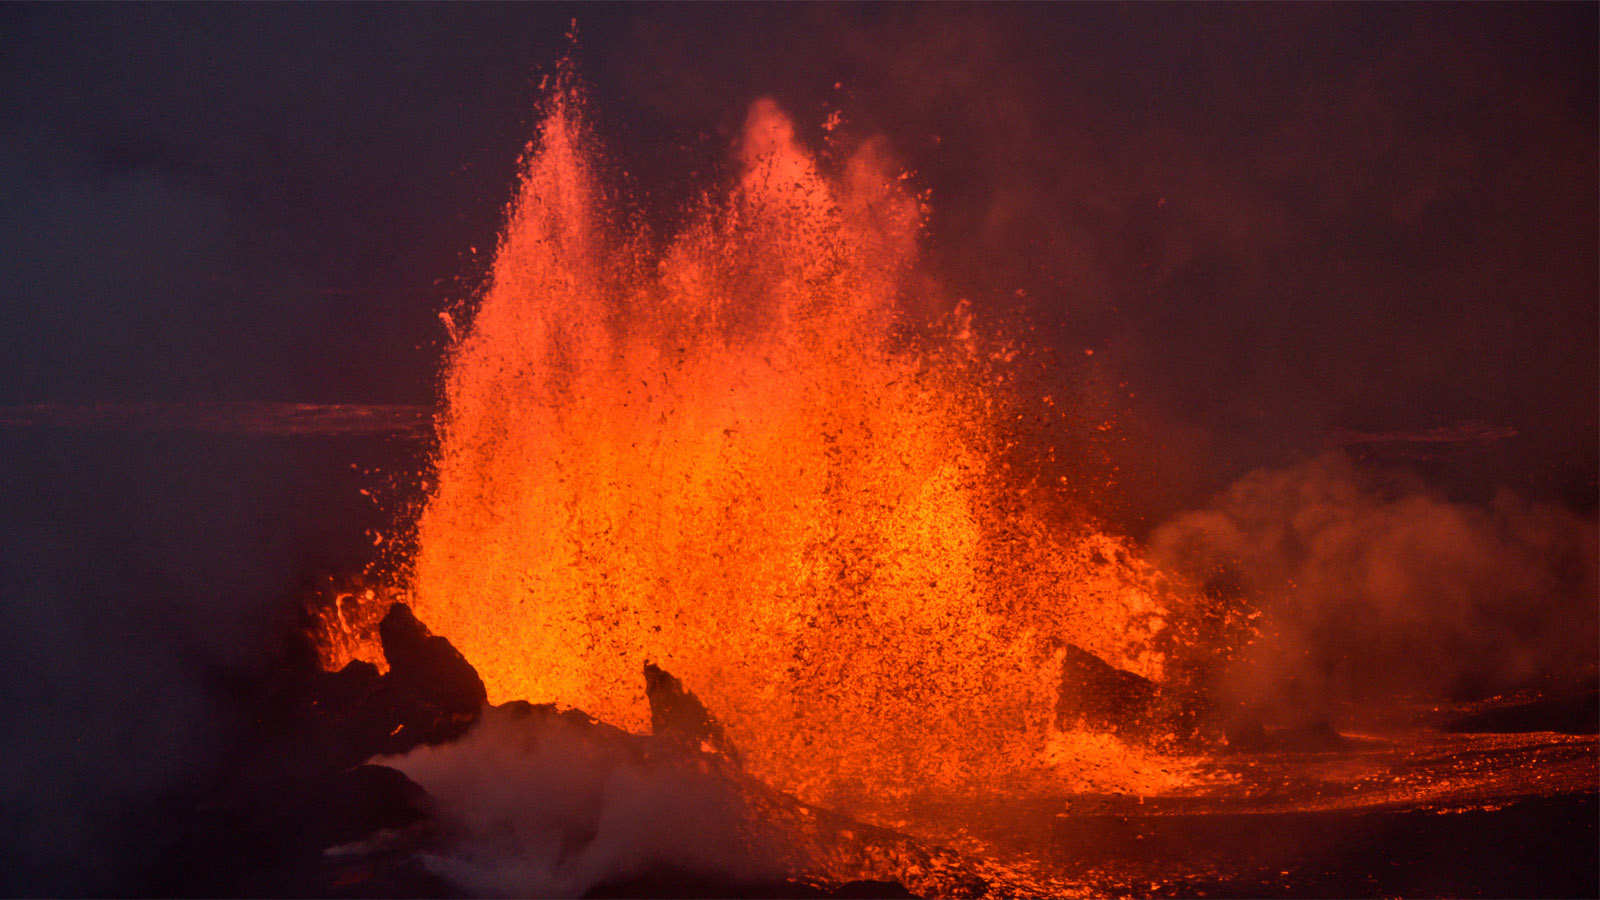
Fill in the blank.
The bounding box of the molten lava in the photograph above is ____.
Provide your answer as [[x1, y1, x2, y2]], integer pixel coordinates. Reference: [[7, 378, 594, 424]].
[[373, 76, 1201, 806]]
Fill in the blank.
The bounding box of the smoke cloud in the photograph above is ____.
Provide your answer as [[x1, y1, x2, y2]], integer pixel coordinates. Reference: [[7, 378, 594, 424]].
[[1151, 451, 1598, 724]]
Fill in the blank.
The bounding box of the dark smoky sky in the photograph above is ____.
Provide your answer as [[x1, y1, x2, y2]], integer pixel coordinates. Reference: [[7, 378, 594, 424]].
[[0, 4, 1593, 892], [1, 3, 1594, 516]]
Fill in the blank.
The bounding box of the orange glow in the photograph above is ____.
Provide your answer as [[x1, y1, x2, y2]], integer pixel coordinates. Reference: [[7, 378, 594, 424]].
[[306, 583, 394, 674], [388, 78, 1197, 806]]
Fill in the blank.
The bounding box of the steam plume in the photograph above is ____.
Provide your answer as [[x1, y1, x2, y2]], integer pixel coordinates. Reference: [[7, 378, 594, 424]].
[[375, 705, 790, 897], [1151, 451, 1598, 725]]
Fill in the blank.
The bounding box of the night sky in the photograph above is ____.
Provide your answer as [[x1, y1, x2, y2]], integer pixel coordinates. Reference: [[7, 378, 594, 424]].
[[0, 4, 1594, 893], [2, 5, 1596, 506]]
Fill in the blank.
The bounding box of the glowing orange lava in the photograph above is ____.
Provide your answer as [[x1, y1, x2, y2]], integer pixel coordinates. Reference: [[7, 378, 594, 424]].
[[396, 75, 1198, 806], [305, 580, 398, 674]]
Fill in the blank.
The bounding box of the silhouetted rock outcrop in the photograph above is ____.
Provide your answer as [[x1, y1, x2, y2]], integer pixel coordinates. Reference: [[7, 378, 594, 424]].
[[369, 602, 488, 755], [161, 604, 963, 898], [644, 661, 741, 764], [1055, 643, 1159, 737]]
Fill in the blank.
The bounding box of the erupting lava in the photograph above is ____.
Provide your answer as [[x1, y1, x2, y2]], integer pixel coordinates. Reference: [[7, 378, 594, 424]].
[[339, 73, 1212, 807]]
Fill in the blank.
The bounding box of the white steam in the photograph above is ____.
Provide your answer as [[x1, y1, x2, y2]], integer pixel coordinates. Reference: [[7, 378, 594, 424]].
[[374, 706, 792, 897]]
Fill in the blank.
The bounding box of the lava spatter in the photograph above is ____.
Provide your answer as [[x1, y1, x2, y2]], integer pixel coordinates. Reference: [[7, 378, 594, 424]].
[[404, 76, 1196, 806]]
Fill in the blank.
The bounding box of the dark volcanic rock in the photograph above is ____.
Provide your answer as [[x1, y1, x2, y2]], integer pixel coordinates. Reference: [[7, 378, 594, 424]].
[[369, 602, 488, 755], [645, 661, 742, 764], [1055, 643, 1158, 737], [379, 603, 487, 712], [299, 764, 432, 852], [240, 601, 490, 777], [252, 603, 489, 773], [161, 606, 948, 899], [164, 763, 440, 898], [155, 604, 491, 896]]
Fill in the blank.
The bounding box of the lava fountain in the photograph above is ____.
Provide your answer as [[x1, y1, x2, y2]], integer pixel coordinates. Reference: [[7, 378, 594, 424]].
[[394, 74, 1201, 807]]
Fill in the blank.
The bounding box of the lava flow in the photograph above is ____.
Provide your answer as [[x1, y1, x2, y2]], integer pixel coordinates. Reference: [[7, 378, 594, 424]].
[[325, 74, 1218, 809]]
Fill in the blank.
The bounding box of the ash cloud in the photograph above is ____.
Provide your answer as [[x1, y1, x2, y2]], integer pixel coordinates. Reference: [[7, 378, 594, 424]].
[[1151, 451, 1598, 723]]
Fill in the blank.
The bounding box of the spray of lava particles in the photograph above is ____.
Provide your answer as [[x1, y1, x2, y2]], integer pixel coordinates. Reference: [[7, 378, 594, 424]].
[[372, 74, 1207, 807]]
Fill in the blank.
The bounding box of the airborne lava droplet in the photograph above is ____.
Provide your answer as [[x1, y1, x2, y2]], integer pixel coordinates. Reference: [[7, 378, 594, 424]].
[[404, 74, 1203, 805]]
